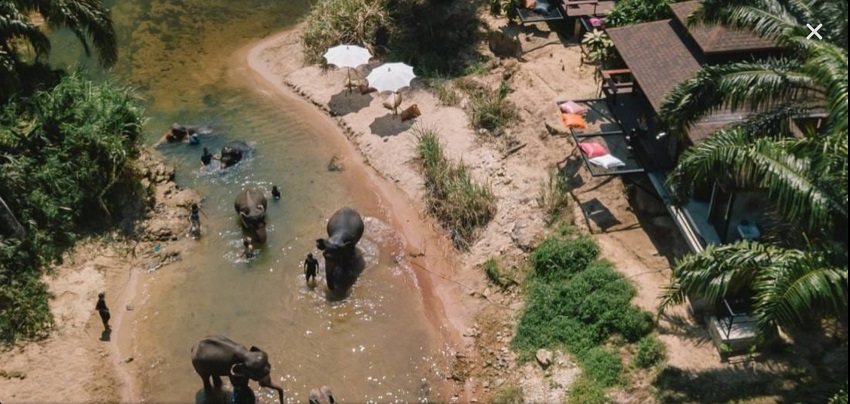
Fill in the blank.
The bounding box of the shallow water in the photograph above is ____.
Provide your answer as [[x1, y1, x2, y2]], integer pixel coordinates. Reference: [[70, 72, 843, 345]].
[[50, 1, 452, 402]]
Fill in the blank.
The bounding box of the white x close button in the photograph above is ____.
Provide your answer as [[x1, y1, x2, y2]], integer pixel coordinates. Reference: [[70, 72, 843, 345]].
[[807, 23, 823, 40]]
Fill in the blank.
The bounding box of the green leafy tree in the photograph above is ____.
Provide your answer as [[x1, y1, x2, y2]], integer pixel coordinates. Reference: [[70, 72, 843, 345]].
[[606, 0, 679, 27], [1, 0, 117, 99]]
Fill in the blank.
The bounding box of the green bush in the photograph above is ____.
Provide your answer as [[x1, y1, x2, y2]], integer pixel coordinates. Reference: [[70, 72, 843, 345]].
[[414, 127, 496, 249], [606, 0, 677, 28], [483, 257, 516, 289], [634, 334, 666, 369], [529, 235, 599, 281], [300, 0, 391, 64], [580, 347, 623, 387], [567, 375, 610, 404], [467, 80, 518, 134], [0, 74, 144, 343]]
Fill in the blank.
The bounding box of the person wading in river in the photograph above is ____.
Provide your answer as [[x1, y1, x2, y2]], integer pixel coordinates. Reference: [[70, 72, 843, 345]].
[[304, 253, 319, 285]]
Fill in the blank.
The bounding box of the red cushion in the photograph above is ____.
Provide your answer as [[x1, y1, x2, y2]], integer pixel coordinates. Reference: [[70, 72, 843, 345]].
[[578, 142, 608, 158]]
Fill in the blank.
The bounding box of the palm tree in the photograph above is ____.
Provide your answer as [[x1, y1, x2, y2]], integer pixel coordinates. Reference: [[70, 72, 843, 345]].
[[659, 240, 847, 338], [661, 0, 848, 139], [1, 0, 117, 99], [658, 0, 849, 339]]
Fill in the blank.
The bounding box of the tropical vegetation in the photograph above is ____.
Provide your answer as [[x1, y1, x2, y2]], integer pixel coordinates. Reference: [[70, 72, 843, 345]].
[[1, 0, 146, 343], [512, 229, 656, 402], [1, 0, 117, 101], [300, 0, 482, 76], [606, 0, 680, 27], [658, 0, 848, 342]]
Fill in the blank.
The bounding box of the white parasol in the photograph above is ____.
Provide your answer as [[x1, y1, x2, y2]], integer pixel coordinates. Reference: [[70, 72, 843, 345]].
[[323, 45, 372, 93], [365, 62, 416, 94]]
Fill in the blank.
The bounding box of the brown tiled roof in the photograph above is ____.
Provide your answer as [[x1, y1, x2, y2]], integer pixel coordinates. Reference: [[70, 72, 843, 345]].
[[607, 20, 703, 112], [670, 1, 777, 54]]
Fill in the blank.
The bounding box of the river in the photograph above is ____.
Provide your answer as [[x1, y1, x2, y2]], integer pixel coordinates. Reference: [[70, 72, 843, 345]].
[[50, 1, 454, 402]]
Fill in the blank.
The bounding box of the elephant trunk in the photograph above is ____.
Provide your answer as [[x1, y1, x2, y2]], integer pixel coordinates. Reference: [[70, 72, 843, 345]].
[[254, 225, 267, 244], [258, 374, 284, 404]]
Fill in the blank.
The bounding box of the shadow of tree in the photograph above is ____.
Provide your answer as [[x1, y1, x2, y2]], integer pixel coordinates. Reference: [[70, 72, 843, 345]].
[[369, 114, 413, 138], [328, 89, 372, 116]]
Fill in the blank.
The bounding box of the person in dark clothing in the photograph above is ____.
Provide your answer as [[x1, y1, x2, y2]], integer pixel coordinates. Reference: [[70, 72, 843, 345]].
[[243, 236, 255, 258], [271, 185, 281, 200], [188, 203, 207, 238], [95, 292, 110, 331], [200, 147, 218, 167], [304, 253, 319, 285]]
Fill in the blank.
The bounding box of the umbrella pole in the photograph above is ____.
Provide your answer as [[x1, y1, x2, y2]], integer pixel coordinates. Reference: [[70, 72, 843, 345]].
[[347, 68, 352, 95]]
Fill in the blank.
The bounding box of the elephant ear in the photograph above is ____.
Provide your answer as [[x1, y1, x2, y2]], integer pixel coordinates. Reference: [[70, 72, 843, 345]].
[[316, 239, 327, 250], [249, 346, 262, 352], [257, 204, 265, 212], [321, 385, 335, 404], [231, 363, 246, 376]]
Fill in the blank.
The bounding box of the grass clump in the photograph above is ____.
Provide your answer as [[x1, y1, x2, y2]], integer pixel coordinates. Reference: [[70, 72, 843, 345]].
[[482, 257, 516, 289], [414, 127, 496, 249], [300, 0, 391, 64], [528, 235, 599, 282], [467, 79, 518, 134], [492, 384, 524, 404], [634, 334, 666, 369], [537, 167, 573, 226], [567, 375, 610, 404], [430, 78, 460, 107]]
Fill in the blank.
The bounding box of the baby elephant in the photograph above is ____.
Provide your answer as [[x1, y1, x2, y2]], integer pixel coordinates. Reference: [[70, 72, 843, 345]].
[[190, 336, 284, 404], [309, 385, 336, 404]]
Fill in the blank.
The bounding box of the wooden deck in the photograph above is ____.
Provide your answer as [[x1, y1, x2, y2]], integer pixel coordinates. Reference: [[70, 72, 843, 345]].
[[560, 0, 615, 17]]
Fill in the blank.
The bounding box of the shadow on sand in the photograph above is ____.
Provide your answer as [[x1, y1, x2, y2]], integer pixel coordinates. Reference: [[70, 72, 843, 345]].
[[369, 114, 413, 138], [328, 89, 372, 116]]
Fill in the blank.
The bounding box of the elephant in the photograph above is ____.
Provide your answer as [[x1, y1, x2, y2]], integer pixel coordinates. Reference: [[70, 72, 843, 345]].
[[309, 386, 336, 404], [316, 207, 364, 291], [220, 140, 252, 169], [155, 123, 211, 145], [190, 336, 284, 404], [235, 189, 268, 243]]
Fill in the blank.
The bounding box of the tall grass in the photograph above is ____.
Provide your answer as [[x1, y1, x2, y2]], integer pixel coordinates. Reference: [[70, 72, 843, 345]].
[[537, 167, 573, 226], [300, 0, 391, 64], [414, 127, 497, 249], [459, 79, 518, 134]]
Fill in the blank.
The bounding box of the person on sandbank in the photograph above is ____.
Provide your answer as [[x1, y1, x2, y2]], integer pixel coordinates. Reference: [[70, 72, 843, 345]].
[[95, 292, 111, 331], [271, 185, 281, 201], [187, 203, 208, 238]]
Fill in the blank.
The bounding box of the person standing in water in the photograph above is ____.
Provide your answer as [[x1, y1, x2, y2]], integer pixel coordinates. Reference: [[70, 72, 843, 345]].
[[243, 236, 255, 258], [188, 203, 207, 238], [271, 185, 281, 200], [304, 253, 319, 285], [200, 147, 218, 168], [95, 292, 110, 331]]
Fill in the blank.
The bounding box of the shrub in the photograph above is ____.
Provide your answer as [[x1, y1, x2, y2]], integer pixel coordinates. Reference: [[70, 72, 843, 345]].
[[483, 257, 516, 289], [467, 79, 518, 134], [537, 167, 573, 226], [568, 375, 610, 404], [0, 74, 144, 343], [606, 0, 677, 28], [300, 0, 391, 64], [492, 384, 524, 404], [529, 234, 599, 281], [634, 334, 666, 369], [580, 347, 623, 387], [430, 78, 460, 107], [387, 0, 482, 77], [414, 127, 496, 249], [617, 306, 655, 342]]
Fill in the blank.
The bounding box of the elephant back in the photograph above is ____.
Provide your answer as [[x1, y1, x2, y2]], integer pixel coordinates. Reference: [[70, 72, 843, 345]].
[[327, 207, 364, 244]]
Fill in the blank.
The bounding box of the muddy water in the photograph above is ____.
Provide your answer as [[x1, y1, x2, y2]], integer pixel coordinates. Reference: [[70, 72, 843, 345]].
[[50, 1, 452, 403]]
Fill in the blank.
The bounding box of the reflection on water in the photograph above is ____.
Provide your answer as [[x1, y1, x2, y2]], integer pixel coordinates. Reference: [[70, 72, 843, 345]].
[[48, 0, 453, 402]]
